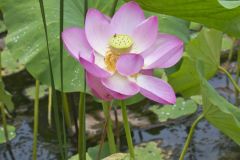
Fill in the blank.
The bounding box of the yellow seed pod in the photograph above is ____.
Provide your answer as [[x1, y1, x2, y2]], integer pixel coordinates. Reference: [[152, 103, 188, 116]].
[[109, 34, 133, 53]]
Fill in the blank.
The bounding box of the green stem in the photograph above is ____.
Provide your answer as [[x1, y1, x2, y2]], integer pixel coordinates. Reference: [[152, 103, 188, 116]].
[[78, 0, 88, 159], [38, 1, 65, 159], [179, 114, 204, 160], [59, 0, 68, 157], [60, 0, 64, 93], [63, 93, 72, 132], [120, 101, 135, 160], [235, 50, 240, 105], [32, 80, 40, 160], [0, 48, 2, 79], [0, 103, 9, 144], [218, 66, 240, 93], [48, 87, 52, 127], [78, 92, 86, 160], [109, 0, 118, 17], [102, 101, 117, 153]]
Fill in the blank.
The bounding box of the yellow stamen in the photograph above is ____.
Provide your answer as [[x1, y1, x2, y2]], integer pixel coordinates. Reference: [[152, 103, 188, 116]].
[[104, 49, 119, 72], [105, 34, 134, 72]]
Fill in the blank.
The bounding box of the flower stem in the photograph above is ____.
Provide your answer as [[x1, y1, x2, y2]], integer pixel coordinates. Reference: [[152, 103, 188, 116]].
[[78, 92, 86, 160], [63, 93, 73, 133], [101, 101, 117, 153], [179, 114, 204, 160], [38, 1, 64, 159], [48, 87, 52, 127], [59, 0, 68, 156], [218, 66, 240, 93], [78, 0, 88, 159], [33, 80, 40, 160], [120, 100, 135, 160], [235, 50, 240, 105]]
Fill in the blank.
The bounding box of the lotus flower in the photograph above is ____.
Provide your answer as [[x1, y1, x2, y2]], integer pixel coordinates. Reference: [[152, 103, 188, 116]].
[[62, 1, 183, 104]]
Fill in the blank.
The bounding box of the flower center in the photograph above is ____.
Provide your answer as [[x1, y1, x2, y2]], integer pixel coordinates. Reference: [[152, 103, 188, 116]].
[[105, 34, 134, 72], [109, 34, 133, 53]]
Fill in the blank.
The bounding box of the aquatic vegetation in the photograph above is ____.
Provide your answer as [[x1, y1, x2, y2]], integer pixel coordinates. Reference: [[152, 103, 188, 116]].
[[1, 0, 240, 160], [62, 2, 183, 104]]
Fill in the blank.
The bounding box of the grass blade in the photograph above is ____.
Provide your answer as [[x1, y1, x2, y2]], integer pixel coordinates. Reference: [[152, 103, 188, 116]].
[[59, 0, 68, 157], [38, 1, 65, 159], [78, 0, 88, 159]]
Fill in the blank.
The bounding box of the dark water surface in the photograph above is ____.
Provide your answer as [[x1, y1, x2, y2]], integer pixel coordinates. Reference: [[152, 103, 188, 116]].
[[0, 70, 240, 160]]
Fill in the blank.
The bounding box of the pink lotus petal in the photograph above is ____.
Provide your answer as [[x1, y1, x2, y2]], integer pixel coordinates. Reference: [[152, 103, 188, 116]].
[[136, 74, 176, 104], [142, 34, 184, 69], [62, 28, 92, 61], [131, 16, 158, 53], [140, 69, 153, 76], [79, 52, 111, 78], [86, 72, 113, 101], [101, 73, 140, 96], [116, 54, 144, 76], [85, 9, 113, 56], [108, 91, 131, 100], [111, 1, 145, 35]]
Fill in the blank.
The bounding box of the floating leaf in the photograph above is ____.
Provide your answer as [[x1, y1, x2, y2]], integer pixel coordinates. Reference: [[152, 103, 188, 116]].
[[23, 84, 48, 100], [0, 79, 14, 112], [1, 49, 25, 76], [168, 29, 222, 97], [150, 98, 198, 122], [129, 0, 240, 37], [0, 20, 6, 33], [222, 35, 234, 51], [68, 153, 92, 160], [103, 153, 128, 160], [190, 95, 203, 105], [124, 142, 163, 160], [87, 142, 110, 160], [146, 12, 190, 43], [0, 125, 16, 144], [218, 0, 240, 9], [68, 143, 109, 160], [197, 63, 240, 145]]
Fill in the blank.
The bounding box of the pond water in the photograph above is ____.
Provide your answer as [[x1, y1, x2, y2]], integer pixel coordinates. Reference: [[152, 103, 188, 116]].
[[0, 69, 240, 160]]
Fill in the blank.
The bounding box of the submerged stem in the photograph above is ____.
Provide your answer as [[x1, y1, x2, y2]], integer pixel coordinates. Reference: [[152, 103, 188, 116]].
[[179, 114, 204, 160], [218, 66, 240, 93], [32, 80, 40, 160], [120, 101, 135, 160], [102, 101, 117, 153]]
